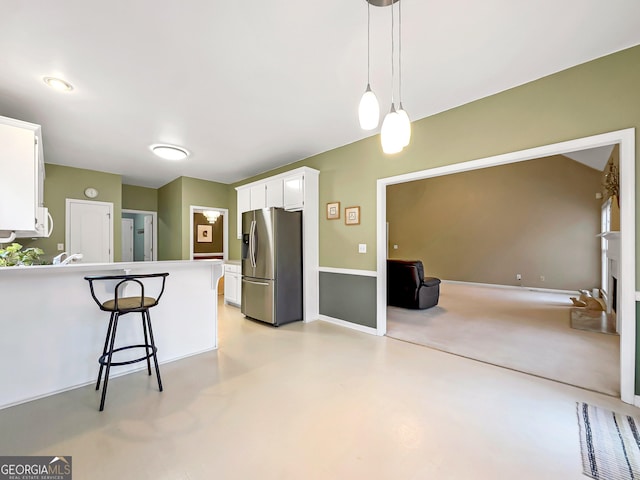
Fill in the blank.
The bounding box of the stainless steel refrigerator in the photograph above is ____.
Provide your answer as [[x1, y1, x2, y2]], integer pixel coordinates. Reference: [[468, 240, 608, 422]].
[[241, 207, 303, 326]]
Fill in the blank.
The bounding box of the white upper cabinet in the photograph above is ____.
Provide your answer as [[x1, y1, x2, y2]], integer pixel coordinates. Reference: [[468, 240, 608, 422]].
[[235, 167, 317, 239], [283, 173, 304, 211], [0, 116, 44, 235], [265, 178, 283, 208], [250, 184, 266, 210]]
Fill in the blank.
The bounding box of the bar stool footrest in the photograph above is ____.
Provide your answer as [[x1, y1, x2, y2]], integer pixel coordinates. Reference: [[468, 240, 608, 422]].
[[99, 344, 158, 367]]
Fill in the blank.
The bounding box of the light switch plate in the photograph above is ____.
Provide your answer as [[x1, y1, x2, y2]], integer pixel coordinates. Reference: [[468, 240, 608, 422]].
[[57, 243, 64, 251], [358, 243, 367, 253]]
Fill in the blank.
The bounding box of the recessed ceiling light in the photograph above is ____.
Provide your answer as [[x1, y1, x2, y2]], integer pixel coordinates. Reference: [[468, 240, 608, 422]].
[[43, 76, 74, 92], [150, 144, 190, 161]]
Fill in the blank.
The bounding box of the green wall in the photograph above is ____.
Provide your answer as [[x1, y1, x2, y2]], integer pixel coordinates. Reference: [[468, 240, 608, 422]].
[[21, 164, 122, 262], [157, 177, 183, 260], [122, 184, 158, 211], [319, 272, 377, 328]]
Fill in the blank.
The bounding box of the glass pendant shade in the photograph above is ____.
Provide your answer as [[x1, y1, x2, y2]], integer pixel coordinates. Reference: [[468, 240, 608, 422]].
[[380, 105, 404, 154], [358, 84, 380, 130], [396, 103, 411, 147]]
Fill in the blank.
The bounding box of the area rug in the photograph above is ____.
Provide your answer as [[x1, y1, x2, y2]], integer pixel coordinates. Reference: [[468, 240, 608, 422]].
[[571, 308, 618, 335], [577, 402, 640, 479]]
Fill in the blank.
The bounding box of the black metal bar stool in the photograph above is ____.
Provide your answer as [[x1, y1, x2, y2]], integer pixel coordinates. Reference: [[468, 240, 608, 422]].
[[84, 273, 169, 411]]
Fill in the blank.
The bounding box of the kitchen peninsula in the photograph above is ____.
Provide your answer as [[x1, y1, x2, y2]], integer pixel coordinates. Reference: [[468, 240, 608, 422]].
[[0, 259, 223, 409]]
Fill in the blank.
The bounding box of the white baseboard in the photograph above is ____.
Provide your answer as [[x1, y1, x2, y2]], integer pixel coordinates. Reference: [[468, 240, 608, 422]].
[[441, 279, 579, 296], [318, 315, 378, 336]]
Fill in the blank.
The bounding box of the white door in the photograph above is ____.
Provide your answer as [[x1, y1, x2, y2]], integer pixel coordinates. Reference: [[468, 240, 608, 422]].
[[66, 199, 113, 263], [143, 215, 153, 261], [121, 218, 134, 262]]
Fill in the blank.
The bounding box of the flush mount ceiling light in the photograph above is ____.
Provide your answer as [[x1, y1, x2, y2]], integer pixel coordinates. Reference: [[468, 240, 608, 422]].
[[150, 144, 190, 161], [43, 76, 74, 92]]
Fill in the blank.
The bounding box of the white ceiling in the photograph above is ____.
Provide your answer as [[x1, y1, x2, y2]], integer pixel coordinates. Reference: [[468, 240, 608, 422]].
[[564, 145, 615, 171], [1, 1, 639, 188]]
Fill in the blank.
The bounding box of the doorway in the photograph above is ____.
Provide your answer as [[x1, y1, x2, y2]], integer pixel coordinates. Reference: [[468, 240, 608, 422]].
[[376, 129, 636, 403], [189, 205, 228, 261], [121, 209, 157, 261], [65, 198, 113, 263]]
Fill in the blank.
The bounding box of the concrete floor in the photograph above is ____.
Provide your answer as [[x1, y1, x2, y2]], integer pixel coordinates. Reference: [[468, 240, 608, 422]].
[[0, 298, 637, 479]]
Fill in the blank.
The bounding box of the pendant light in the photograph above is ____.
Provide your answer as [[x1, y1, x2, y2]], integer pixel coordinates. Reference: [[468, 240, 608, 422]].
[[358, 0, 380, 130], [380, 0, 404, 154], [395, 0, 411, 147]]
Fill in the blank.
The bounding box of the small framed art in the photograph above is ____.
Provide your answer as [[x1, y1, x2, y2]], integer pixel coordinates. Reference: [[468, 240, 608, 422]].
[[197, 224, 213, 242], [345, 206, 360, 225], [327, 202, 340, 220]]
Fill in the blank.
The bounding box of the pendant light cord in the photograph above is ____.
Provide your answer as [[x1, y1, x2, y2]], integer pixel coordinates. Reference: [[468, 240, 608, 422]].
[[390, 0, 395, 105], [398, 0, 402, 105], [367, 0, 371, 85]]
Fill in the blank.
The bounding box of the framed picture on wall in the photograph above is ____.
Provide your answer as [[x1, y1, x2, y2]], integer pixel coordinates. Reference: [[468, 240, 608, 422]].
[[345, 206, 360, 225], [197, 224, 213, 242], [327, 202, 340, 220]]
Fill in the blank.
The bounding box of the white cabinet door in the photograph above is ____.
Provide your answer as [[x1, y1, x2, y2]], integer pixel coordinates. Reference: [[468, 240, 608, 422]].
[[250, 184, 266, 210], [0, 123, 36, 231], [224, 264, 242, 306], [265, 178, 283, 208], [224, 272, 238, 305], [237, 187, 251, 239], [283, 173, 304, 211]]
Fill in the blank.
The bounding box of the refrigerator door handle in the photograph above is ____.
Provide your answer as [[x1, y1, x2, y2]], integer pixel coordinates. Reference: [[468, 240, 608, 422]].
[[244, 279, 270, 286], [249, 220, 257, 268]]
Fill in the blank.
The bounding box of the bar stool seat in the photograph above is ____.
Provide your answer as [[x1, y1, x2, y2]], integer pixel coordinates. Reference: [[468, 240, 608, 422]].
[[84, 273, 169, 411], [101, 296, 158, 311]]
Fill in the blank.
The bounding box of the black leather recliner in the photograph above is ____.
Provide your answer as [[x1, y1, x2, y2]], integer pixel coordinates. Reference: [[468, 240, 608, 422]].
[[387, 259, 441, 309]]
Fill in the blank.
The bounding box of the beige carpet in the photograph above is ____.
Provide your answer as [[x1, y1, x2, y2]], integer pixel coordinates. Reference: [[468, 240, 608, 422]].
[[387, 282, 620, 396]]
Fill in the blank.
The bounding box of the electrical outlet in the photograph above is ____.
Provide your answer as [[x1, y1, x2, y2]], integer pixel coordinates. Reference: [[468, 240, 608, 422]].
[[393, 244, 398, 250], [57, 243, 64, 251], [540, 275, 545, 282], [358, 244, 367, 254], [516, 273, 522, 281]]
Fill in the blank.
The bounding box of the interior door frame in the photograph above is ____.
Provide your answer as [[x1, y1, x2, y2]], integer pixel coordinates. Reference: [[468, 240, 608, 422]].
[[65, 198, 114, 263], [376, 128, 636, 404], [189, 205, 228, 261], [121, 217, 134, 262], [122, 209, 158, 261]]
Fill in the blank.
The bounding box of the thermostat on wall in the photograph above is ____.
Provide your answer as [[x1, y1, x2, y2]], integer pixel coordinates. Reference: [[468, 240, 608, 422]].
[[84, 187, 98, 198]]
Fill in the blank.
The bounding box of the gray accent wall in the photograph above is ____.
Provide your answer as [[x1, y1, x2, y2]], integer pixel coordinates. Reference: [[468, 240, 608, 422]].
[[319, 272, 376, 328]]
